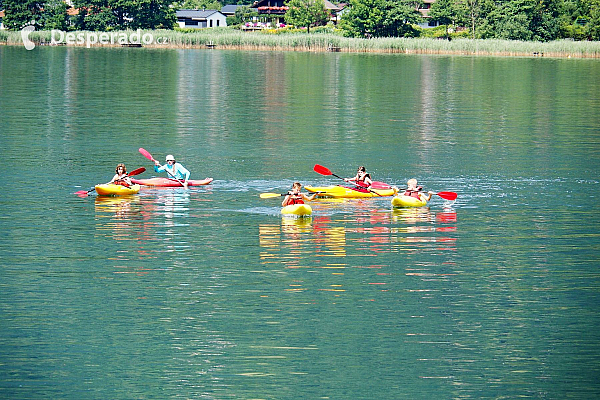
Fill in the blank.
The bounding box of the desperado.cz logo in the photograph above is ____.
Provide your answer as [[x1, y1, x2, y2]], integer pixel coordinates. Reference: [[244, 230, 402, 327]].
[[21, 26, 169, 50]]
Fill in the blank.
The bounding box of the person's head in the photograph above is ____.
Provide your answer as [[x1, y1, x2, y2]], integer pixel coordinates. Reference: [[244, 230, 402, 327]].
[[357, 166, 366, 173], [116, 163, 127, 174], [166, 154, 175, 165], [292, 182, 302, 193], [407, 178, 418, 189]]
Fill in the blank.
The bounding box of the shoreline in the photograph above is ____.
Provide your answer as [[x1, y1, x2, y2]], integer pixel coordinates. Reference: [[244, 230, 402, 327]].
[[1, 29, 599, 58]]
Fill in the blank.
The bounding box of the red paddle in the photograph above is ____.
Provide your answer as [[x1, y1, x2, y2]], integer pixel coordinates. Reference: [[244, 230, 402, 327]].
[[314, 164, 344, 180], [434, 191, 457, 201], [75, 167, 146, 197], [139, 147, 187, 188]]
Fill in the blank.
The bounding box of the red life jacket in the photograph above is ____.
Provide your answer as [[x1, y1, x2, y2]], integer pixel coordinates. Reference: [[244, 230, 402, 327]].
[[356, 173, 371, 187], [403, 186, 423, 199], [287, 195, 304, 205], [114, 179, 130, 188]]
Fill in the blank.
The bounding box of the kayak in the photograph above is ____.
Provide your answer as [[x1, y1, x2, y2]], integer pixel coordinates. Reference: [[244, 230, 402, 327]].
[[281, 203, 312, 217], [305, 185, 398, 198], [95, 184, 140, 196], [392, 195, 427, 208], [131, 177, 213, 187]]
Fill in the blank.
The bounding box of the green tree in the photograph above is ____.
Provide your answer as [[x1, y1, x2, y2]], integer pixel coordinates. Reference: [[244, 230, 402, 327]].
[[587, 0, 600, 39], [73, 0, 175, 30], [172, 0, 223, 10], [285, 0, 329, 33], [128, 0, 176, 29], [478, 0, 561, 40], [460, 0, 494, 38], [340, 0, 421, 37], [42, 0, 69, 30], [428, 0, 459, 36], [381, 0, 423, 36], [227, 5, 257, 26], [3, 0, 44, 30], [339, 0, 386, 37]]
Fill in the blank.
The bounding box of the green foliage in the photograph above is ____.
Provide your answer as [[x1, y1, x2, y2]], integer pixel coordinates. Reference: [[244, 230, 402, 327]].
[[475, 0, 562, 41], [41, 0, 69, 30], [71, 0, 174, 30], [3, 0, 44, 30], [128, 0, 176, 29], [227, 5, 257, 26], [172, 0, 223, 10], [587, 0, 600, 39], [284, 0, 329, 33], [419, 24, 470, 38], [340, 0, 422, 38]]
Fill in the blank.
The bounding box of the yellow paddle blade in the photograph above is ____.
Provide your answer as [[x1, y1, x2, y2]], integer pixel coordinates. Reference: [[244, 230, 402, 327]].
[[260, 192, 284, 199]]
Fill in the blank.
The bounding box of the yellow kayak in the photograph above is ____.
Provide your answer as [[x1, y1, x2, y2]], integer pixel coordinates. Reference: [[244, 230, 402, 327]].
[[391, 195, 427, 208], [95, 184, 140, 196], [305, 185, 398, 198], [281, 203, 312, 217]]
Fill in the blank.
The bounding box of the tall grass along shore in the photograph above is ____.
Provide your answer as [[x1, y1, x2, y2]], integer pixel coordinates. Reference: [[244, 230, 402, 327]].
[[1, 29, 599, 58]]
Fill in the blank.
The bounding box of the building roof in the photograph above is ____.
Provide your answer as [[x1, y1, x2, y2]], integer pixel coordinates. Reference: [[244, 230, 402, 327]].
[[176, 9, 223, 19], [323, 0, 341, 11], [221, 5, 243, 14]]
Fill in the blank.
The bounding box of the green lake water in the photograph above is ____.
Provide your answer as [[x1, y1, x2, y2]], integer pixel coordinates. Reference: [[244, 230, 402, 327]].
[[1, 45, 599, 399]]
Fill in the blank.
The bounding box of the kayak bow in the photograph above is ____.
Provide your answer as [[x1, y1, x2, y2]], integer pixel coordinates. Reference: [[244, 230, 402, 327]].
[[281, 204, 312, 217], [391, 195, 428, 208]]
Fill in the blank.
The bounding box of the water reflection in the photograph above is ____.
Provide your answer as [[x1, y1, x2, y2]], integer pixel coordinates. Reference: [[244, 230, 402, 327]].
[[257, 207, 459, 296], [144, 189, 191, 226]]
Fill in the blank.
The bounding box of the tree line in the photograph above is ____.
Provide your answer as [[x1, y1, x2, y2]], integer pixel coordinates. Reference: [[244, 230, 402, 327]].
[[2, 0, 599, 40]]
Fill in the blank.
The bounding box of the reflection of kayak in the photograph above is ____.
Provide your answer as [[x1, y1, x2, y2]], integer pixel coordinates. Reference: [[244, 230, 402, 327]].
[[306, 185, 397, 198], [281, 204, 312, 216], [95, 184, 140, 196], [392, 195, 427, 208], [131, 177, 213, 187]]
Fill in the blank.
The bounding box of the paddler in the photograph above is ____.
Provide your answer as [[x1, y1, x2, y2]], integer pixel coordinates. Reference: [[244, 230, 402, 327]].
[[282, 182, 318, 207], [403, 178, 433, 202], [344, 166, 373, 188], [154, 154, 190, 189], [108, 163, 132, 187]]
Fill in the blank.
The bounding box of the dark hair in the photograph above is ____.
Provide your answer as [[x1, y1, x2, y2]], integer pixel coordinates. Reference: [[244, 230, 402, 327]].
[[115, 163, 127, 174], [358, 166, 366, 172]]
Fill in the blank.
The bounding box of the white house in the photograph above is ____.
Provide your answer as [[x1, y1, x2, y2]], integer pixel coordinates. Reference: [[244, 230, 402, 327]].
[[176, 10, 227, 29]]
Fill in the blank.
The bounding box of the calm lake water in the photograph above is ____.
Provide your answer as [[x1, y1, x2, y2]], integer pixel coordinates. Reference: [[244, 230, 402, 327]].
[[1, 45, 599, 399]]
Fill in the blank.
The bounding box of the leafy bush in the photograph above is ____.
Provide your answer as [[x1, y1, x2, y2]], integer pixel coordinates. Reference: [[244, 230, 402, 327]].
[[561, 24, 588, 40]]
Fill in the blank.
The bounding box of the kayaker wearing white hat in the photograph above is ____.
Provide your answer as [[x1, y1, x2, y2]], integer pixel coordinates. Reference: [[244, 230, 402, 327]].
[[154, 154, 190, 189]]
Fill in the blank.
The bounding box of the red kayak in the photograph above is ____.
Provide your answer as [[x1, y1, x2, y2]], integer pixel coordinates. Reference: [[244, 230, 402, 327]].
[[131, 177, 213, 187]]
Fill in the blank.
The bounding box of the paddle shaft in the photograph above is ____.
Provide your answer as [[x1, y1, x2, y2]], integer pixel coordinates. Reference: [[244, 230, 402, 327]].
[[397, 189, 457, 201]]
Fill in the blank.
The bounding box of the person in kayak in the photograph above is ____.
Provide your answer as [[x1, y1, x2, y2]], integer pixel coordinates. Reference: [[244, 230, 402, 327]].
[[344, 166, 373, 188], [403, 179, 433, 201], [154, 154, 190, 189], [282, 182, 318, 207], [108, 163, 132, 187]]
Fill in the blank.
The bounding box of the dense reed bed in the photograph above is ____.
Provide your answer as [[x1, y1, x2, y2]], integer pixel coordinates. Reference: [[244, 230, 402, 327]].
[[1, 28, 599, 58]]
